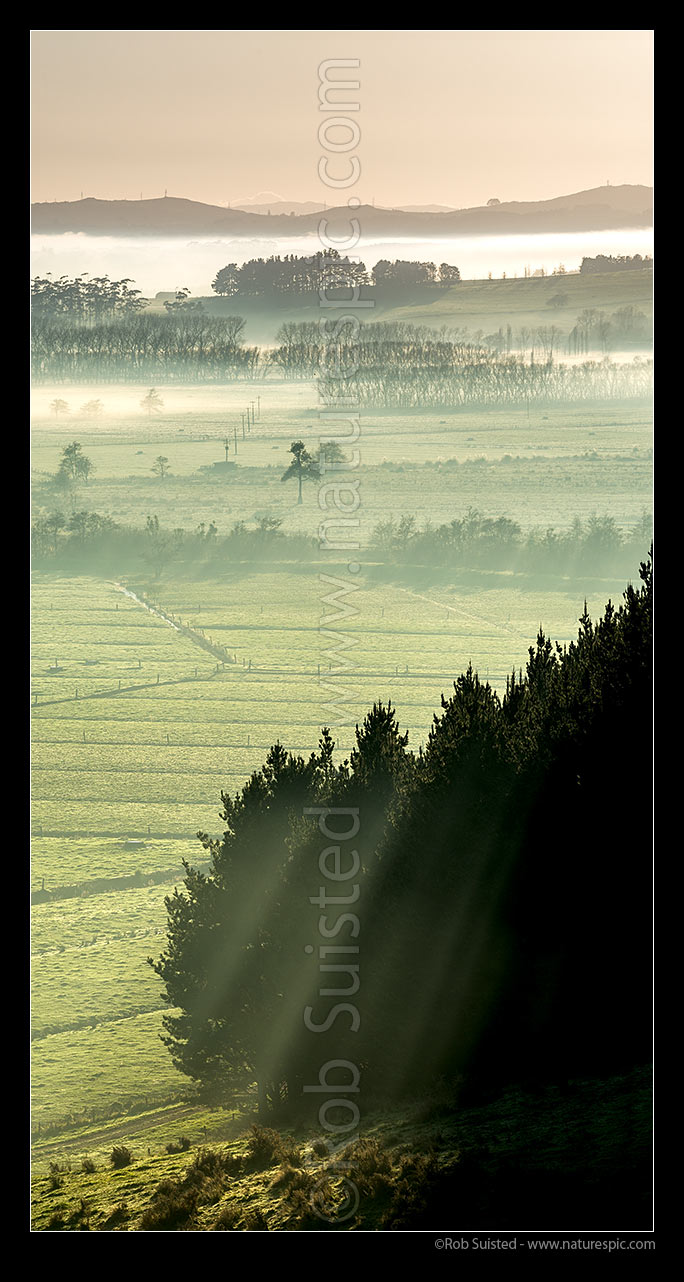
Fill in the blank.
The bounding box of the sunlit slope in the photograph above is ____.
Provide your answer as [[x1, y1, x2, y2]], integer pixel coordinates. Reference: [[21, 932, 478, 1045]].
[[192, 267, 654, 344], [374, 268, 653, 339], [30, 1067, 652, 1231]]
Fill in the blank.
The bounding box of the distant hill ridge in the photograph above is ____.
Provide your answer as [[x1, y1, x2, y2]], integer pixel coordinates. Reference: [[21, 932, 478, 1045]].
[[31, 185, 653, 239]]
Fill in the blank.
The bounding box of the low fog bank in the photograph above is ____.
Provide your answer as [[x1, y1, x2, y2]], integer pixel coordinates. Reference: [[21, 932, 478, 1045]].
[[30, 381, 296, 424], [31, 228, 654, 299]]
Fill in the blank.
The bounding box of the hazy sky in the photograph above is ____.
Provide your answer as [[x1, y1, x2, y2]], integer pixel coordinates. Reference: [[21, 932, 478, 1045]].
[[31, 30, 653, 208]]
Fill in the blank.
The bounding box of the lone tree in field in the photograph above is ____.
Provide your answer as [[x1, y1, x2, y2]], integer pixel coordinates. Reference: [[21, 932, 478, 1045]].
[[50, 399, 70, 417], [55, 441, 95, 489], [141, 388, 164, 416], [315, 440, 348, 472], [281, 441, 319, 504], [152, 455, 171, 481]]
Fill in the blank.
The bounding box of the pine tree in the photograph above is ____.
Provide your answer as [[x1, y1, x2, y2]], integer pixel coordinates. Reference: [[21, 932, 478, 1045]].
[[280, 440, 320, 504], [150, 738, 337, 1112]]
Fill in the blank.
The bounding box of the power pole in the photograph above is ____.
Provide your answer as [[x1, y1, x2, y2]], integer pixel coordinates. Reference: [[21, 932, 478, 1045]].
[[234, 424, 238, 454]]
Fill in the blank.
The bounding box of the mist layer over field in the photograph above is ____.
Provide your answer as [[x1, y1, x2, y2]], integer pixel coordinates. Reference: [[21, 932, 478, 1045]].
[[31, 228, 654, 299]]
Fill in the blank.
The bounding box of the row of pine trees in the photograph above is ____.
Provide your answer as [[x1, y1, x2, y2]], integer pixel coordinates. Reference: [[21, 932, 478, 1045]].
[[151, 556, 652, 1113]]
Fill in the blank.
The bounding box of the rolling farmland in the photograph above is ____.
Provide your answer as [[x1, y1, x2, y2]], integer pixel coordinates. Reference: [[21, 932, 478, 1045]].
[[30, 370, 652, 1138]]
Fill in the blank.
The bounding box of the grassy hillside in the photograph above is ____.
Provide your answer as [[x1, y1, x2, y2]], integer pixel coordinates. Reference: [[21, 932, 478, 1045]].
[[376, 269, 653, 342], [31, 1067, 652, 1231], [197, 269, 653, 346]]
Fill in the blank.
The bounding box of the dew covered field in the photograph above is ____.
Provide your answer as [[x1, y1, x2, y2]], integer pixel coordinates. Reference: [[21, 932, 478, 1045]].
[[32, 570, 634, 844]]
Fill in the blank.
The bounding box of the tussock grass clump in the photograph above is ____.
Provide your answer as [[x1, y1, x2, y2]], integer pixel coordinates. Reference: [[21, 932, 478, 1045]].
[[81, 1157, 97, 1174], [380, 1152, 460, 1229], [270, 1162, 298, 1189], [140, 1181, 198, 1231], [110, 1145, 133, 1169], [153, 1179, 178, 1198], [48, 1159, 70, 1184], [286, 1175, 339, 1229], [337, 1136, 395, 1210], [243, 1209, 269, 1231], [213, 1204, 241, 1230], [272, 1163, 314, 1192], [46, 1204, 67, 1230], [68, 1198, 92, 1229], [247, 1124, 301, 1169], [165, 1135, 192, 1154], [197, 1176, 225, 1206], [279, 1139, 399, 1229], [102, 1202, 129, 1228], [346, 1137, 392, 1177], [142, 1146, 239, 1228], [189, 1147, 226, 1178]]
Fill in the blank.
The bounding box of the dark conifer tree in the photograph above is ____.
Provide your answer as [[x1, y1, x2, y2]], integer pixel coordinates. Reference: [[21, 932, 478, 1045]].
[[150, 739, 336, 1112]]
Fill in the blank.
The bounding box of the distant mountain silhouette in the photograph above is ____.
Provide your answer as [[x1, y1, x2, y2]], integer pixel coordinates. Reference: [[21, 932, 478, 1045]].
[[31, 186, 653, 238], [232, 199, 328, 215]]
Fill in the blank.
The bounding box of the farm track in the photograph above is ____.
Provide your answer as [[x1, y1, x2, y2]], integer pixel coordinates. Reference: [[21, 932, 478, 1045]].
[[31, 1101, 209, 1155], [30, 862, 202, 904], [31, 1004, 165, 1042]]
